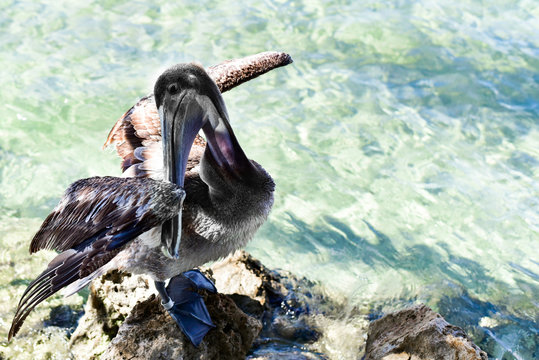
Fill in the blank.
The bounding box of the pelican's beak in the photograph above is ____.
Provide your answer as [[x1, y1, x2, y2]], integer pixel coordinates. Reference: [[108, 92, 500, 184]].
[[158, 87, 201, 259], [158, 80, 236, 259]]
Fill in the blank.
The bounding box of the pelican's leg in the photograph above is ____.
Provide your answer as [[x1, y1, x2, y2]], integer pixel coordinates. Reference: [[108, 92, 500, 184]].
[[155, 281, 174, 309], [154, 270, 217, 346]]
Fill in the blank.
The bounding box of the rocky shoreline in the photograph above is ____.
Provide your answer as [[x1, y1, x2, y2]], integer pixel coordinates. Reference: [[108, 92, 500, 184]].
[[66, 251, 487, 359]]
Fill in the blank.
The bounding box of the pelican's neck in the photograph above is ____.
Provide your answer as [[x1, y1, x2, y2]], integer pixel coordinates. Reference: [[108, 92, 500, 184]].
[[198, 145, 274, 211]]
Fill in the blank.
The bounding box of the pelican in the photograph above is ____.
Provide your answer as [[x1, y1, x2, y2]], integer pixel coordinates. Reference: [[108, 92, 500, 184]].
[[9, 53, 291, 346]]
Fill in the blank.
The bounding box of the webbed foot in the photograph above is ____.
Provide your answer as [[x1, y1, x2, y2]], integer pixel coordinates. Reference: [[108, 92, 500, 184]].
[[155, 270, 217, 346]]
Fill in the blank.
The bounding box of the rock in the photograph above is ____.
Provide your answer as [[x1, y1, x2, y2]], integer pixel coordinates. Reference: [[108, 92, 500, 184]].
[[70, 271, 156, 360], [71, 265, 263, 360], [210, 252, 324, 341], [213, 252, 365, 359], [69, 251, 294, 359], [102, 293, 262, 360], [365, 304, 488, 360], [207, 251, 287, 307], [69, 251, 362, 359]]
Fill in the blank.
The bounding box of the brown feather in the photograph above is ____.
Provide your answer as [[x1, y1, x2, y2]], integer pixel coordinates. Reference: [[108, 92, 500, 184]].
[[30, 176, 182, 253]]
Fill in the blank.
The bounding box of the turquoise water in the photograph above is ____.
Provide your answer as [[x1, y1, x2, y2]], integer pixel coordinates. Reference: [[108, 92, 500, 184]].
[[0, 0, 538, 359]]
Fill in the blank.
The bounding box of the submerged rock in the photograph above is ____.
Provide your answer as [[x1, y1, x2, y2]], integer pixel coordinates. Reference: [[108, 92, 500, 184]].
[[364, 304, 488, 360], [44, 304, 83, 333]]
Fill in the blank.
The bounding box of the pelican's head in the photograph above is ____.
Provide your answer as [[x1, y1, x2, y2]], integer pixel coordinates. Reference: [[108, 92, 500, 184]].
[[154, 63, 252, 259]]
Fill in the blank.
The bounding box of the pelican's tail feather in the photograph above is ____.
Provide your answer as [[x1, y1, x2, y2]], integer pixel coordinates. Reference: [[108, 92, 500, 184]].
[[9, 249, 85, 340]]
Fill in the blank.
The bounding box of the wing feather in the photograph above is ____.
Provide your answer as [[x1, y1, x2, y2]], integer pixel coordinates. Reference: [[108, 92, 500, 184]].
[[9, 249, 84, 340], [10, 176, 183, 339], [30, 176, 183, 253]]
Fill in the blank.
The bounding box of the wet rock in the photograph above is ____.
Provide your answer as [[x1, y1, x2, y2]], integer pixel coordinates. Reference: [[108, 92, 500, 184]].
[[228, 293, 265, 319], [71, 265, 263, 360], [213, 252, 366, 359], [365, 304, 488, 360], [69, 251, 299, 359], [209, 253, 324, 342]]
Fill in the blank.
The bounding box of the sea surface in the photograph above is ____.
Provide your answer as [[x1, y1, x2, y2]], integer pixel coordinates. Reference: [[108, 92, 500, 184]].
[[0, 0, 537, 359]]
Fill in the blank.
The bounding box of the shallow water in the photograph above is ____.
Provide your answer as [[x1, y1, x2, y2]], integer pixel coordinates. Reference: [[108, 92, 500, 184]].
[[0, 0, 537, 359]]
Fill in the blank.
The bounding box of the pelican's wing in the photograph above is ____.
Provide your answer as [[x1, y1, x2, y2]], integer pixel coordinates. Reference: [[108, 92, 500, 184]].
[[30, 176, 183, 253], [103, 95, 206, 179], [9, 176, 183, 340], [104, 95, 161, 173], [104, 52, 292, 178]]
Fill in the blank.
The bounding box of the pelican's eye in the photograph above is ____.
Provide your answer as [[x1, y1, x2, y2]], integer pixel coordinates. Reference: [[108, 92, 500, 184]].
[[168, 83, 179, 95]]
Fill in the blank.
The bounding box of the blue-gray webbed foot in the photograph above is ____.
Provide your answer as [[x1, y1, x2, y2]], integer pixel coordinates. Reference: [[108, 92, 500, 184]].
[[154, 270, 217, 346]]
